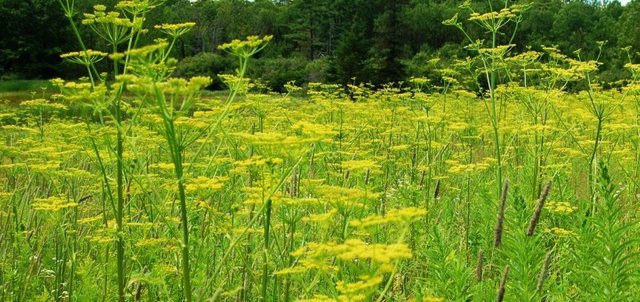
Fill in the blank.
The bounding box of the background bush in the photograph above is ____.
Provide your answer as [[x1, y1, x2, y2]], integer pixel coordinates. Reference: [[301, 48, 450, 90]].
[[174, 52, 235, 90], [249, 56, 309, 92]]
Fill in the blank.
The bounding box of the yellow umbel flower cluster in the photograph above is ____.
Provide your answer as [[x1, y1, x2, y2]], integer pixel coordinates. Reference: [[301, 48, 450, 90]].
[[218, 35, 273, 58], [350, 207, 427, 228], [287, 239, 412, 273], [185, 176, 228, 193], [155, 22, 196, 38], [545, 201, 578, 214], [32, 196, 79, 212], [544, 227, 577, 237], [60, 49, 108, 66]]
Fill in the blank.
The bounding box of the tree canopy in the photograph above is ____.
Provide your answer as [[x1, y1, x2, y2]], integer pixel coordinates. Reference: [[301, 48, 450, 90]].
[[1, 0, 638, 90]]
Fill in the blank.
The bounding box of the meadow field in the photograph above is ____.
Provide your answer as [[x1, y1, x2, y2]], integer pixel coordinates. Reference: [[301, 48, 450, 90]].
[[2, 1, 640, 301]]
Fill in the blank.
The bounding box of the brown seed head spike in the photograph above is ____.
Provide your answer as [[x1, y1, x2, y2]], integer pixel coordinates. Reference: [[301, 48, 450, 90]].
[[475, 249, 484, 281], [494, 179, 509, 247], [536, 251, 554, 293], [497, 265, 510, 302], [527, 180, 552, 236]]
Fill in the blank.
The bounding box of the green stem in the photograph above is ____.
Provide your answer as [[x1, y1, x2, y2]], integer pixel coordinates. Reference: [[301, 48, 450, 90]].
[[114, 44, 127, 302], [115, 101, 126, 302], [533, 120, 540, 199], [490, 30, 503, 199], [171, 124, 193, 302], [154, 84, 193, 302], [585, 70, 603, 213], [261, 198, 273, 301], [176, 161, 193, 302], [283, 219, 295, 302], [589, 116, 603, 212]]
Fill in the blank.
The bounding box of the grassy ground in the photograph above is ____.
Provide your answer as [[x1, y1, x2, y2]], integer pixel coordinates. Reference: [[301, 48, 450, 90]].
[[0, 79, 52, 92], [0, 80, 54, 104], [0, 80, 232, 105]]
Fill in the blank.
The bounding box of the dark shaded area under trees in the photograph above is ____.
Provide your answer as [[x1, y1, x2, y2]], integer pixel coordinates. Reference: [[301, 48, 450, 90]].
[[2, 0, 639, 91]]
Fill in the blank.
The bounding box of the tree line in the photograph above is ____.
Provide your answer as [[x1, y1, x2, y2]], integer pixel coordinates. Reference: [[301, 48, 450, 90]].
[[2, 0, 640, 91]]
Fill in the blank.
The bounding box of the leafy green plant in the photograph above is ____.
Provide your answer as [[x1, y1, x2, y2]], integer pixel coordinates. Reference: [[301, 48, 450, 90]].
[[573, 162, 639, 300]]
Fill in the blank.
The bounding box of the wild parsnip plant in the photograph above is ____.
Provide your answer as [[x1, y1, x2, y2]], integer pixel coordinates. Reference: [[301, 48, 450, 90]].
[[443, 0, 527, 199], [3, 0, 640, 301]]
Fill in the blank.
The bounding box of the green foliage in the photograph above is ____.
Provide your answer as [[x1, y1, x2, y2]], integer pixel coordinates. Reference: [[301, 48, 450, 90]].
[[0, 0, 73, 78], [4, 0, 640, 89], [0, 80, 52, 92], [249, 57, 309, 92], [305, 58, 332, 83], [571, 162, 640, 301], [174, 52, 235, 90], [331, 20, 369, 84]]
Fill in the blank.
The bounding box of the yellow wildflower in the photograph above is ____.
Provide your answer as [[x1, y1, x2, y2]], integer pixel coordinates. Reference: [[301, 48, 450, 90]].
[[350, 207, 427, 227], [32, 196, 79, 212], [185, 176, 228, 193], [545, 201, 578, 214], [544, 227, 577, 237]]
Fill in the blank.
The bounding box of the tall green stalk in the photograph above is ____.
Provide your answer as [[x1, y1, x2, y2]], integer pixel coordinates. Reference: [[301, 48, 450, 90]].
[[261, 198, 273, 301], [114, 103, 126, 302], [152, 84, 194, 301], [581, 45, 607, 213], [489, 31, 503, 197]]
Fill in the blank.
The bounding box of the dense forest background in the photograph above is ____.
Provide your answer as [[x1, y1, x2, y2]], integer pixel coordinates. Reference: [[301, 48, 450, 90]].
[[1, 0, 640, 91]]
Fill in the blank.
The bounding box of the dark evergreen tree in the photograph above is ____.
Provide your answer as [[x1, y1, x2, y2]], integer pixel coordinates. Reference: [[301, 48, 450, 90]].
[[367, 0, 410, 84], [1, 0, 638, 88], [0, 0, 74, 78]]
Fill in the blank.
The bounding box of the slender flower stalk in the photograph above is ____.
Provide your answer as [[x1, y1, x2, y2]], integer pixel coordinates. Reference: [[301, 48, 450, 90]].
[[261, 198, 273, 301], [150, 86, 194, 300]]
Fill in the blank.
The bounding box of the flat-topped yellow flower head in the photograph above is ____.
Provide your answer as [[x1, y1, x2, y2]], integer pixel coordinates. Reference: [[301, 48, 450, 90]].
[[60, 49, 108, 66], [218, 35, 273, 58], [155, 22, 196, 38]]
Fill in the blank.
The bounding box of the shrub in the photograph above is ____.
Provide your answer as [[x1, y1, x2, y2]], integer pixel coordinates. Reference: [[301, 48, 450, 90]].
[[249, 56, 309, 92], [174, 52, 235, 90], [305, 58, 331, 83]]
